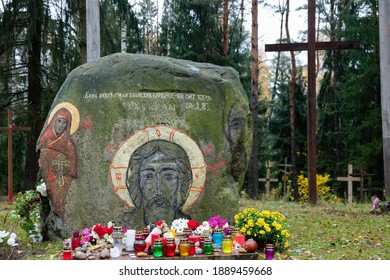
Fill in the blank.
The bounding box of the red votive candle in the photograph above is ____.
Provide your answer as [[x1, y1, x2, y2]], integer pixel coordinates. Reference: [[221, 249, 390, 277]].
[[161, 237, 167, 256], [234, 234, 245, 247], [189, 241, 195, 255], [63, 249, 72, 260], [188, 235, 200, 243]]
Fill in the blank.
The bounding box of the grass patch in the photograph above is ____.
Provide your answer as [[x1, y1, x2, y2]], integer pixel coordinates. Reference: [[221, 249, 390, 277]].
[[1, 196, 389, 260], [239, 199, 390, 260]]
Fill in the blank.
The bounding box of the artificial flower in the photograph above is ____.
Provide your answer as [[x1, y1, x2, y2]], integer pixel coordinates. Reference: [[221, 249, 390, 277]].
[[208, 215, 228, 230], [194, 221, 211, 235], [187, 219, 200, 231], [155, 221, 164, 230], [92, 223, 113, 239], [80, 228, 92, 245], [171, 218, 189, 234], [36, 181, 47, 197]]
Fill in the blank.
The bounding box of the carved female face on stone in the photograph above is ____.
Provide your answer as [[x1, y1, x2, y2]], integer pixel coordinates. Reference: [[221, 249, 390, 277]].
[[227, 102, 245, 150], [126, 140, 192, 224], [54, 117, 67, 136]]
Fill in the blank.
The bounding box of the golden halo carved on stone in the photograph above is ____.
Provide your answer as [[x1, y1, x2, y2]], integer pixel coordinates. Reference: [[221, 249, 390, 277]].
[[110, 125, 206, 212], [47, 102, 80, 135]]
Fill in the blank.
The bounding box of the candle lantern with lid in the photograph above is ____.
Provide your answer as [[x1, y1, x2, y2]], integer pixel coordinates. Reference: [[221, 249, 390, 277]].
[[134, 231, 146, 253], [212, 229, 224, 246], [111, 226, 124, 258], [153, 239, 164, 258], [265, 243, 275, 260]]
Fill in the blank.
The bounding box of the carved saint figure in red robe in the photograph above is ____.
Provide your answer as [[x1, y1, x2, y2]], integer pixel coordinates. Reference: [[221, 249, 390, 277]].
[[37, 102, 79, 218]]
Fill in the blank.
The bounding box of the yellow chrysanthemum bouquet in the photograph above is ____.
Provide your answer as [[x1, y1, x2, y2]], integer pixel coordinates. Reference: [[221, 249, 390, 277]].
[[234, 208, 290, 249]]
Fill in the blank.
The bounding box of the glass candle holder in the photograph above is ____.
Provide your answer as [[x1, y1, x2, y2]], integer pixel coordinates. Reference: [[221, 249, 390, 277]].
[[183, 228, 192, 238], [265, 243, 275, 260], [165, 238, 176, 257], [142, 227, 150, 240], [153, 239, 164, 258], [134, 231, 146, 253], [63, 239, 72, 260], [112, 226, 124, 255], [232, 227, 240, 240], [212, 229, 224, 246], [226, 226, 234, 236], [71, 231, 81, 250], [188, 235, 200, 248], [203, 239, 213, 255], [63, 249, 72, 260], [203, 230, 212, 240], [222, 235, 233, 254], [234, 234, 245, 247], [178, 238, 190, 257], [200, 234, 207, 249], [189, 241, 195, 256], [151, 233, 161, 246]]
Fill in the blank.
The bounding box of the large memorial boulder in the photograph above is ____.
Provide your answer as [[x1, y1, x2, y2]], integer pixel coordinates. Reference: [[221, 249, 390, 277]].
[[37, 53, 252, 240]]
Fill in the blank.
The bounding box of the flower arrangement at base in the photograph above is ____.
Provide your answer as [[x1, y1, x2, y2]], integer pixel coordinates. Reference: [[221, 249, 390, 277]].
[[208, 215, 229, 233], [234, 208, 290, 250], [194, 221, 212, 235], [170, 218, 189, 234]]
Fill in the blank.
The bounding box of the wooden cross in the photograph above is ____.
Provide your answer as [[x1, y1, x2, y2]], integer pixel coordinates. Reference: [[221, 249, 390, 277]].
[[379, 2, 390, 198], [349, 165, 374, 203], [265, 2, 359, 204], [336, 164, 361, 204], [279, 157, 292, 196], [0, 108, 31, 203], [337, 164, 374, 204], [258, 161, 279, 199], [86, 0, 100, 62]]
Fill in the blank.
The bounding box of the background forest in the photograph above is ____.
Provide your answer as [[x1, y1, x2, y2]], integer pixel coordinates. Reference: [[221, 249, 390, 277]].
[[0, 0, 382, 202]]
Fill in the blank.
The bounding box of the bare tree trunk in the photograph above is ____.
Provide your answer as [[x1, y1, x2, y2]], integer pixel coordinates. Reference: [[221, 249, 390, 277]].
[[332, 0, 342, 163], [238, 0, 244, 42], [156, 0, 160, 55], [24, 0, 43, 190], [285, 0, 299, 200], [248, 0, 259, 199], [223, 0, 229, 57], [267, 2, 285, 130], [80, 0, 87, 64]]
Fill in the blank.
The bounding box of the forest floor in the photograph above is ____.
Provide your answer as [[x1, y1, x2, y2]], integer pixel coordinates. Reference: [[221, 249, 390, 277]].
[[0, 195, 389, 260]]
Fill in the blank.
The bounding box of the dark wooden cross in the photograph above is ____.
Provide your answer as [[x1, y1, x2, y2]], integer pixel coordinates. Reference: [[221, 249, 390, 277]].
[[349, 165, 374, 203], [258, 161, 279, 199], [0, 108, 31, 203], [265, 2, 359, 204]]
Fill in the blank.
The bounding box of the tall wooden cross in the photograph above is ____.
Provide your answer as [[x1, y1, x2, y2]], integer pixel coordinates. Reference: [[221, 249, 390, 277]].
[[258, 161, 279, 199], [379, 2, 390, 196], [86, 0, 100, 62], [265, 2, 359, 204], [0, 108, 31, 203]]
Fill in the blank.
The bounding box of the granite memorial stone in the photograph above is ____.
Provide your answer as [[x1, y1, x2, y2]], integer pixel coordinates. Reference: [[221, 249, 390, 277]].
[[36, 53, 252, 240]]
